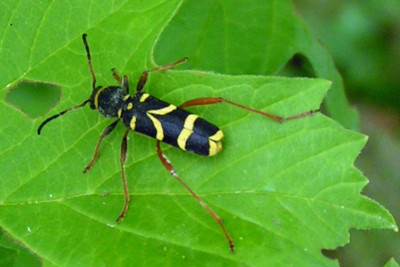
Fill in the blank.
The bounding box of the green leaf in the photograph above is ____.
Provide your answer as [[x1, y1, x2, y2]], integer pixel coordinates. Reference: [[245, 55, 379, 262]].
[[384, 258, 400, 267], [155, 0, 359, 130], [0, 231, 40, 267], [0, 1, 396, 266]]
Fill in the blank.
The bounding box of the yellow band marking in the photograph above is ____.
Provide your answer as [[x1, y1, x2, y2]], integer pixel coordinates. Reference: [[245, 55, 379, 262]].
[[127, 102, 133, 110], [130, 116, 137, 130], [184, 114, 199, 129], [147, 104, 177, 115], [94, 87, 106, 109], [209, 130, 224, 156], [123, 95, 130, 101], [117, 108, 122, 118], [146, 113, 164, 140], [145, 105, 178, 141], [144, 105, 176, 141], [177, 129, 192, 150], [140, 93, 150, 102], [209, 140, 222, 156], [209, 130, 224, 141], [177, 114, 199, 150]]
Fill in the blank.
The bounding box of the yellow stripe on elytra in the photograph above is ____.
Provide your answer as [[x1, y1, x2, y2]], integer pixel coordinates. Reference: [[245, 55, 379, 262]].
[[183, 114, 198, 129], [123, 95, 130, 101], [209, 130, 224, 141], [117, 108, 122, 118], [94, 87, 107, 109], [140, 93, 150, 102], [147, 104, 177, 115], [145, 105, 178, 140], [208, 130, 224, 156], [146, 113, 164, 140], [177, 129, 192, 150], [209, 140, 222, 156], [127, 102, 133, 110], [130, 116, 137, 130], [177, 114, 199, 150]]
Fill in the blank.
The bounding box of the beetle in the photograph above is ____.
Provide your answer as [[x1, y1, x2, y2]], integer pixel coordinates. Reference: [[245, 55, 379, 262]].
[[37, 34, 317, 252]]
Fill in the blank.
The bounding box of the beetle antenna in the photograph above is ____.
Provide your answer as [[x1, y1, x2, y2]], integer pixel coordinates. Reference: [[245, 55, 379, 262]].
[[82, 34, 97, 90], [37, 99, 90, 135]]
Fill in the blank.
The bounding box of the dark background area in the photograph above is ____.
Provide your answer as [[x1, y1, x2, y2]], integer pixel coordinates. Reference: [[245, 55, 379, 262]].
[[296, 1, 400, 266]]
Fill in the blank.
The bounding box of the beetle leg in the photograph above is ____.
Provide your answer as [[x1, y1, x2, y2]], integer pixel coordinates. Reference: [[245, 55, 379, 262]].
[[155, 141, 235, 252], [83, 119, 120, 173], [111, 68, 130, 94], [179, 97, 319, 123], [116, 129, 131, 222], [111, 68, 122, 83], [136, 57, 188, 92]]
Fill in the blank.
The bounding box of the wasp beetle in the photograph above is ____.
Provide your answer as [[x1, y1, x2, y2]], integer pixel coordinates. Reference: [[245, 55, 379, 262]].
[[38, 34, 318, 252]]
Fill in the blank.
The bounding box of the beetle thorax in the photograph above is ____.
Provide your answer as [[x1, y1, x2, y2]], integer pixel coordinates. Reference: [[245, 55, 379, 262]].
[[96, 86, 126, 118]]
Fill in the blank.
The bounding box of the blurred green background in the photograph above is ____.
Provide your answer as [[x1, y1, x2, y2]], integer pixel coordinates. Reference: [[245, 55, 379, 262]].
[[296, 0, 400, 266]]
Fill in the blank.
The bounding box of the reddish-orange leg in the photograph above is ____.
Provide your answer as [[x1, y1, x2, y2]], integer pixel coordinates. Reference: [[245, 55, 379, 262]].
[[179, 97, 319, 122], [111, 68, 122, 83], [111, 68, 129, 94], [83, 119, 120, 173], [116, 129, 131, 222], [136, 57, 188, 92], [82, 119, 131, 223], [155, 141, 235, 252]]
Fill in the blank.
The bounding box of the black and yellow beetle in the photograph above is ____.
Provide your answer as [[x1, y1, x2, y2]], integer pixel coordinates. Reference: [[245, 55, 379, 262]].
[[38, 34, 317, 252]]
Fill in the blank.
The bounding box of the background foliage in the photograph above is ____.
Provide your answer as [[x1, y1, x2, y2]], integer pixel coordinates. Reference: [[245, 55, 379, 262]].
[[0, 0, 398, 266], [295, 0, 400, 266]]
